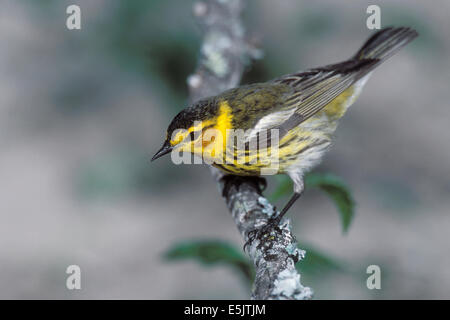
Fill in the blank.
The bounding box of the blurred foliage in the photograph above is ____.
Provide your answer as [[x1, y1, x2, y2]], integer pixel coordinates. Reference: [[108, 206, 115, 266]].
[[147, 38, 198, 98], [306, 173, 355, 233], [271, 172, 355, 233], [53, 75, 107, 116], [381, 6, 442, 55], [75, 147, 187, 200], [369, 176, 420, 215], [164, 239, 344, 291], [164, 240, 254, 286], [294, 6, 339, 40], [297, 243, 343, 276], [100, 0, 200, 107], [241, 59, 274, 85], [31, 0, 200, 114]]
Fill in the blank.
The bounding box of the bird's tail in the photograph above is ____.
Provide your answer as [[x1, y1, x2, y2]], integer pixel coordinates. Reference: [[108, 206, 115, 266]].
[[353, 27, 418, 62]]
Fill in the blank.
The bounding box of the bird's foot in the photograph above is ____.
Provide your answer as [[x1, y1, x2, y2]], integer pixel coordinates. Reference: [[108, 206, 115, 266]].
[[243, 214, 282, 252]]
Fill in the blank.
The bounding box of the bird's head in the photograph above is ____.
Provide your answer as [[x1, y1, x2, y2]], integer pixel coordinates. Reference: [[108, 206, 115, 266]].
[[151, 99, 233, 162]]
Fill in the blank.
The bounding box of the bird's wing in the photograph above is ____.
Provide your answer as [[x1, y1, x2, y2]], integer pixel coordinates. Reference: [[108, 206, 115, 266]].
[[269, 27, 418, 138], [242, 58, 378, 148], [243, 27, 418, 147], [270, 58, 379, 136]]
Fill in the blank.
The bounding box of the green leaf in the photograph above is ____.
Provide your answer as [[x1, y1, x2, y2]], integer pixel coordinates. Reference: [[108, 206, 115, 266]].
[[269, 175, 293, 202], [305, 173, 355, 233], [164, 240, 254, 284], [296, 244, 343, 276], [270, 173, 355, 232]]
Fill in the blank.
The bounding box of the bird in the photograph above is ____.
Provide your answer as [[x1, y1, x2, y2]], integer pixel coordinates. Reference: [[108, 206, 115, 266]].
[[151, 27, 418, 240]]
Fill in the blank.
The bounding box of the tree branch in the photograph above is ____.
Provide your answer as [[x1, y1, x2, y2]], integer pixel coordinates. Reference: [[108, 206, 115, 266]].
[[187, 0, 313, 300]]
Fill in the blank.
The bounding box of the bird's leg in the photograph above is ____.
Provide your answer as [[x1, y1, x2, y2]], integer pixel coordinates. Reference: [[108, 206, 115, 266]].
[[273, 191, 302, 224], [244, 191, 303, 251]]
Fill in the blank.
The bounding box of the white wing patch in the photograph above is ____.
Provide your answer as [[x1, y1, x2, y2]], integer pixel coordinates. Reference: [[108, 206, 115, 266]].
[[244, 108, 296, 143]]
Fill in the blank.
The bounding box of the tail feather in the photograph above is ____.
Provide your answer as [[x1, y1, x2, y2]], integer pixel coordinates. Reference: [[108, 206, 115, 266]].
[[353, 27, 418, 61]]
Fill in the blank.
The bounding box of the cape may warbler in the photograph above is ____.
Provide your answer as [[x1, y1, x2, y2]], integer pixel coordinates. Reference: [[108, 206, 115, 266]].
[[152, 27, 417, 235]]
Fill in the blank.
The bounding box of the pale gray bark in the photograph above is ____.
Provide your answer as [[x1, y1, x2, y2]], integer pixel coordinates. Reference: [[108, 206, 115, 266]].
[[187, 0, 313, 300]]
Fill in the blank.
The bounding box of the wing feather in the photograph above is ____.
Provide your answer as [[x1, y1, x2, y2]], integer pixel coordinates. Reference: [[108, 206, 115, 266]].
[[274, 58, 378, 128], [236, 27, 418, 151], [242, 58, 378, 147]]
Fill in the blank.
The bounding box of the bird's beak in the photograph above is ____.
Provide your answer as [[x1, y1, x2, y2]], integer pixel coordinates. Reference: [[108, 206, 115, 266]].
[[151, 143, 173, 161]]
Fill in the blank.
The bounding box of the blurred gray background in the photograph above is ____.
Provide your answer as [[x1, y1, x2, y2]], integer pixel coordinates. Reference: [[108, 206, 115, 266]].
[[1, 0, 449, 299]]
